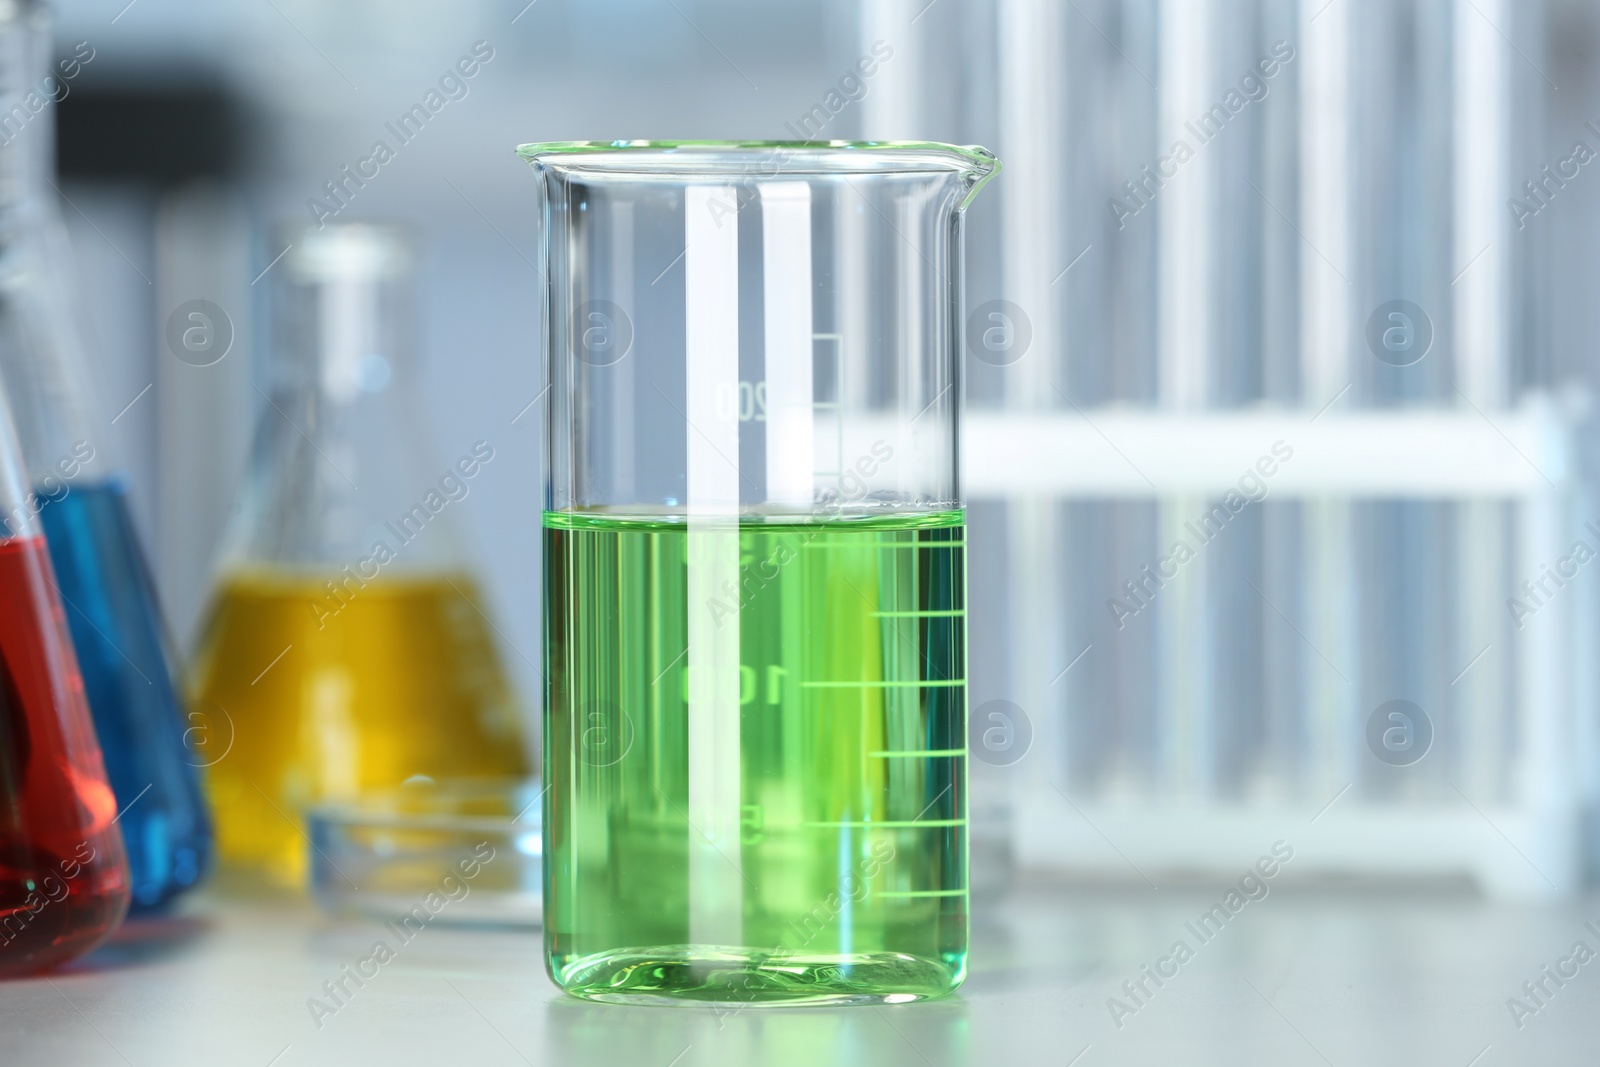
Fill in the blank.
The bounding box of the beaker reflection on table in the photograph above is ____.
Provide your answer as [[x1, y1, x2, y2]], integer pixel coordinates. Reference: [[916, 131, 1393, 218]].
[[545, 992, 972, 1067]]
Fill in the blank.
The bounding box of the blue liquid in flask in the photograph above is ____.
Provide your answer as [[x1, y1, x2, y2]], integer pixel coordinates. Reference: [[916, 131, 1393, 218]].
[[39, 479, 211, 910]]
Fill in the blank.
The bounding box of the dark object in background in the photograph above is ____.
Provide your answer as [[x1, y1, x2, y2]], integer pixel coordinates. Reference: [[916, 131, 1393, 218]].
[[56, 82, 240, 185]]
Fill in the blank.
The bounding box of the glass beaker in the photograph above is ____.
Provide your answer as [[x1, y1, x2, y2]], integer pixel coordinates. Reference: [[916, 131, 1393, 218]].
[[0, 0, 209, 911], [190, 222, 529, 885], [0, 384, 130, 976], [523, 140, 998, 1004]]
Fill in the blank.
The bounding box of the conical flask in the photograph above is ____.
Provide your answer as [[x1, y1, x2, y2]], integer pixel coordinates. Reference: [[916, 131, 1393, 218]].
[[192, 221, 529, 885], [0, 380, 130, 976], [0, 0, 208, 911]]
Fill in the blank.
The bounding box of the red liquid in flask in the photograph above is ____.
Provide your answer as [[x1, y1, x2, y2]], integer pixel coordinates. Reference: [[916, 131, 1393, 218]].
[[0, 534, 129, 977]]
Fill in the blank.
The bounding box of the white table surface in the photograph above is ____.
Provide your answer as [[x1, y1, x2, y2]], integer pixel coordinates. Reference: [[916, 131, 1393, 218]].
[[3, 880, 1596, 1066]]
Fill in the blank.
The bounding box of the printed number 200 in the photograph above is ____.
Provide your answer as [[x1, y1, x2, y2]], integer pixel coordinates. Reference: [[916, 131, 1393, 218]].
[[714, 380, 766, 423]]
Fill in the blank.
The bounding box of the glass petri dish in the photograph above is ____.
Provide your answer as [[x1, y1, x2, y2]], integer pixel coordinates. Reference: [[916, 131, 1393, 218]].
[[307, 777, 541, 927]]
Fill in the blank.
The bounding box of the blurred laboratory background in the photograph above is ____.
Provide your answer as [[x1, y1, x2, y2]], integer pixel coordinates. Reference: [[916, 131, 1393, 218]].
[[44, 0, 1600, 898]]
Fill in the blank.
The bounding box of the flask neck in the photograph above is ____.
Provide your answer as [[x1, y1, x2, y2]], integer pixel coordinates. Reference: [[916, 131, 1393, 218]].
[[0, 1, 59, 219], [248, 267, 411, 561], [0, 1, 101, 490], [224, 226, 459, 574], [270, 271, 406, 409]]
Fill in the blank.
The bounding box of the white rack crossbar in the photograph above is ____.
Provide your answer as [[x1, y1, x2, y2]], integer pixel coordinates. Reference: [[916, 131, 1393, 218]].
[[964, 407, 1570, 499]]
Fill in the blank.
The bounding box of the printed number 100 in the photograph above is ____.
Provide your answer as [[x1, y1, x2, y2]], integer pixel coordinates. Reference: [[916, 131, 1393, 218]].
[[680, 664, 787, 705]]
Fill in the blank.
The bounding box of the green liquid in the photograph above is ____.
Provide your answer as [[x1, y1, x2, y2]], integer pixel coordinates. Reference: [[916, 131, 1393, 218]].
[[543, 510, 967, 1005]]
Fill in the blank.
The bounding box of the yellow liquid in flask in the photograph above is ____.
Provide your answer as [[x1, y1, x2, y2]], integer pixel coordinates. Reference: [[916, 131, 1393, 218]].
[[191, 570, 529, 882]]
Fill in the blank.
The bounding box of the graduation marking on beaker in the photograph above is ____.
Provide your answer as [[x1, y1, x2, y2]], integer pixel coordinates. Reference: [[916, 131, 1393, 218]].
[[802, 540, 966, 549], [801, 679, 965, 688], [800, 819, 967, 828]]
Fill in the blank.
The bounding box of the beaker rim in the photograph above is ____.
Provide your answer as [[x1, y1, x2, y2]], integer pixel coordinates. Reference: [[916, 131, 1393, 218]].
[[516, 139, 1000, 179]]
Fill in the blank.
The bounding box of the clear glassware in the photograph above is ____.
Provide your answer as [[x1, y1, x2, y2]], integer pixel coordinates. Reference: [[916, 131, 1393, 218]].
[[0, 0, 208, 911], [523, 140, 999, 1004], [308, 776, 542, 926], [0, 381, 130, 976], [190, 222, 529, 886]]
